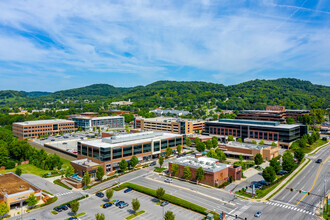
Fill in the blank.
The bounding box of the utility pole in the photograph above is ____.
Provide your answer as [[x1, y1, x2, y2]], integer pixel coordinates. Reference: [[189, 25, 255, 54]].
[[324, 175, 327, 212]]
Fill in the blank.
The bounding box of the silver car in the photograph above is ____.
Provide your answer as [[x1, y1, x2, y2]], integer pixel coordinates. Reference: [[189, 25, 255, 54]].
[[164, 178, 173, 183]]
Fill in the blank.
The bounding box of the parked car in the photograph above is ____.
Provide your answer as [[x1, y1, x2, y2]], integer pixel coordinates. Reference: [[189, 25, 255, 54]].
[[116, 201, 125, 207], [66, 203, 71, 208], [258, 180, 269, 186], [316, 159, 322, 163], [119, 202, 129, 209], [96, 192, 104, 198], [124, 188, 133, 193], [51, 139, 55, 141], [150, 162, 156, 166], [160, 201, 169, 207], [103, 203, 112, 208], [277, 170, 288, 176], [54, 207, 62, 212], [62, 142, 67, 145], [68, 217, 80, 220], [254, 211, 262, 217], [61, 205, 68, 211], [164, 178, 173, 183]]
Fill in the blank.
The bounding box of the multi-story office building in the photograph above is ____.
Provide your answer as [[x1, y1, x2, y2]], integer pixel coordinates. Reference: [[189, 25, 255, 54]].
[[205, 119, 308, 146], [169, 155, 241, 187], [69, 115, 124, 130], [236, 106, 309, 123], [134, 117, 205, 134], [12, 119, 76, 140], [71, 131, 186, 177], [149, 109, 191, 116]]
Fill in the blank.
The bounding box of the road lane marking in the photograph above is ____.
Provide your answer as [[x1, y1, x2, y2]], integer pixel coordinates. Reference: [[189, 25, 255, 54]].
[[295, 155, 330, 206]]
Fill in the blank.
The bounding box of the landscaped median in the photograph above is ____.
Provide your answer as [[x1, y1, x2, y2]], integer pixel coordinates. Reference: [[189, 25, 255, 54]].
[[64, 212, 86, 220], [53, 179, 72, 190], [126, 210, 146, 220], [53, 195, 89, 211]]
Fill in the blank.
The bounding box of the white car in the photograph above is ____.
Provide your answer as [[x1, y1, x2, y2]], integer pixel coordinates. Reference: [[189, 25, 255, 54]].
[[164, 178, 173, 183]]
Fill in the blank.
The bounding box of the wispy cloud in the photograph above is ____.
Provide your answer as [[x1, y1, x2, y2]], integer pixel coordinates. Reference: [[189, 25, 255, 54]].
[[0, 0, 329, 91]]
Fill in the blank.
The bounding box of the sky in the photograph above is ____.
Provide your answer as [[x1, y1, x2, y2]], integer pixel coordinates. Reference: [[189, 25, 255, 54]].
[[0, 0, 329, 91]]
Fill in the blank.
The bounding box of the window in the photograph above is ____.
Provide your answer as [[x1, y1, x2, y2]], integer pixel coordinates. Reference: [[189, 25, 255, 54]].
[[143, 143, 151, 153], [161, 141, 168, 149], [93, 148, 99, 160], [134, 145, 142, 155], [100, 148, 111, 162], [176, 138, 182, 146], [123, 146, 132, 157], [113, 148, 122, 159], [88, 147, 93, 157], [153, 141, 160, 151], [169, 139, 175, 147]]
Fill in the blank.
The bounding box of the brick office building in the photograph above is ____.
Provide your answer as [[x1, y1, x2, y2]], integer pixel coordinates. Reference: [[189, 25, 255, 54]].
[[169, 155, 241, 187], [71, 131, 186, 177], [12, 119, 76, 140]]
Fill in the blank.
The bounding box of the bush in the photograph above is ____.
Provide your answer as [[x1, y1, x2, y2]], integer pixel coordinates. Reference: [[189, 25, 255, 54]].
[[218, 181, 230, 188]]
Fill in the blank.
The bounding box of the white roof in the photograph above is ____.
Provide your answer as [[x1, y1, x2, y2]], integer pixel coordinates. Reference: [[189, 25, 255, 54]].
[[91, 116, 124, 120], [13, 119, 74, 126], [173, 156, 232, 173]]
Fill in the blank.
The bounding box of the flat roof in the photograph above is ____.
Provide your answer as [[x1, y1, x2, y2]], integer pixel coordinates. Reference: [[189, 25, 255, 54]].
[[0, 173, 39, 199], [13, 119, 74, 126], [225, 141, 271, 150], [172, 156, 232, 173], [80, 131, 182, 149], [142, 117, 204, 123], [71, 158, 100, 167], [207, 119, 299, 129], [70, 115, 124, 120]]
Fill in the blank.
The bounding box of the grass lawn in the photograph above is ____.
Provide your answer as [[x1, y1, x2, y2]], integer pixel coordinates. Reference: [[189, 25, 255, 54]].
[[64, 212, 86, 220], [126, 210, 146, 220], [0, 164, 54, 176], [154, 167, 166, 173], [291, 139, 328, 154], [323, 205, 330, 220]]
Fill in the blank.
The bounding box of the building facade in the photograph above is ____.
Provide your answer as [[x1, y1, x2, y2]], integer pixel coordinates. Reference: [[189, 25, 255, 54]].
[[12, 119, 76, 140], [71, 131, 186, 176], [0, 172, 42, 210], [69, 115, 124, 130], [149, 109, 191, 116], [169, 155, 241, 187], [219, 141, 279, 161], [134, 117, 205, 135], [205, 119, 308, 146]]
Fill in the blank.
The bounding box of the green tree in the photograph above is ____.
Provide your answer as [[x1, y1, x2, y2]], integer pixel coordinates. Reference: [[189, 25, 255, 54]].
[[129, 156, 139, 169], [119, 159, 128, 172], [98, 127, 101, 134], [270, 142, 277, 147], [211, 136, 218, 148], [186, 138, 191, 147], [237, 138, 242, 143], [205, 140, 212, 150], [171, 163, 179, 176], [70, 200, 79, 216], [26, 193, 38, 208], [125, 125, 129, 134], [132, 198, 140, 214], [294, 148, 305, 163], [0, 144, 9, 166], [159, 156, 164, 168], [0, 201, 9, 218], [164, 210, 175, 220], [15, 167, 22, 176], [254, 153, 263, 165], [196, 167, 204, 182], [96, 166, 105, 180], [262, 166, 276, 183], [65, 165, 75, 177], [166, 147, 172, 157], [228, 135, 234, 141], [282, 151, 296, 172], [195, 142, 205, 152], [93, 126, 96, 132], [183, 166, 192, 180], [82, 171, 91, 186], [156, 187, 165, 202], [176, 145, 182, 154], [105, 189, 113, 202], [206, 149, 217, 158], [259, 139, 265, 145], [95, 213, 105, 220], [252, 140, 257, 145], [286, 117, 295, 124], [269, 158, 281, 174]]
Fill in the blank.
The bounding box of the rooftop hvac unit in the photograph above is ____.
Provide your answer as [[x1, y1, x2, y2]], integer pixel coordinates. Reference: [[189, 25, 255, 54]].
[[206, 162, 210, 165]]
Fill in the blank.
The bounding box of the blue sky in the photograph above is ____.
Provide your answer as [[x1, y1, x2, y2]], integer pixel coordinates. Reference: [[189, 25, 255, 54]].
[[0, 0, 329, 91]]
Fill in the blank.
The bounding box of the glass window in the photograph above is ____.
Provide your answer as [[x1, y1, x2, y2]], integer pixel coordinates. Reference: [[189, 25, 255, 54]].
[[123, 146, 132, 157], [93, 148, 99, 160], [88, 147, 92, 157], [143, 143, 151, 153], [161, 140, 168, 149], [134, 145, 142, 155], [113, 148, 122, 159], [153, 141, 160, 151], [78, 142, 81, 155], [169, 139, 175, 147], [100, 148, 111, 162], [176, 138, 182, 146]]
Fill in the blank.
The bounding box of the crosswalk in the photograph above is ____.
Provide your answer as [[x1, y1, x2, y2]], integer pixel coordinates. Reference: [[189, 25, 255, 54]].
[[54, 191, 73, 197], [266, 201, 314, 215]]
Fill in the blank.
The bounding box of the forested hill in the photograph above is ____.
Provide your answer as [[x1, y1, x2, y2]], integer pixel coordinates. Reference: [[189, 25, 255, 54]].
[[0, 78, 329, 110]]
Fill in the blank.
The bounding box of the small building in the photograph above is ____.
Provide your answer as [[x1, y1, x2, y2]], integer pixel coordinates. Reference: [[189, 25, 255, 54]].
[[135, 117, 205, 135], [12, 119, 76, 140], [69, 115, 124, 131], [219, 141, 279, 161], [0, 172, 42, 210], [169, 155, 241, 187], [149, 109, 191, 116], [111, 99, 133, 106]]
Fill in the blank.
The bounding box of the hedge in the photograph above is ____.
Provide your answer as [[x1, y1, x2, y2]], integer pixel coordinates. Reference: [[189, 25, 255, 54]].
[[54, 195, 88, 210], [115, 182, 207, 215]]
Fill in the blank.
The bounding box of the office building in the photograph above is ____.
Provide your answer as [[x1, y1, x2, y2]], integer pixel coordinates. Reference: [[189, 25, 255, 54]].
[[69, 115, 124, 130], [134, 117, 205, 134], [169, 155, 241, 187], [149, 109, 191, 116], [71, 131, 186, 177], [12, 119, 76, 140], [219, 141, 279, 161], [0, 172, 42, 210], [205, 119, 308, 146]]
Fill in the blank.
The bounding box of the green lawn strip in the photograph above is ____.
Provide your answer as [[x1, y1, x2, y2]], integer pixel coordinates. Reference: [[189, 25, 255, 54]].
[[323, 204, 330, 219], [51, 210, 58, 215], [0, 164, 54, 176], [64, 212, 86, 220], [54, 195, 89, 210], [42, 189, 54, 196], [155, 202, 161, 205], [53, 179, 72, 190], [126, 210, 146, 220], [154, 167, 166, 173], [115, 182, 208, 215], [267, 158, 310, 200], [308, 141, 329, 155]]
